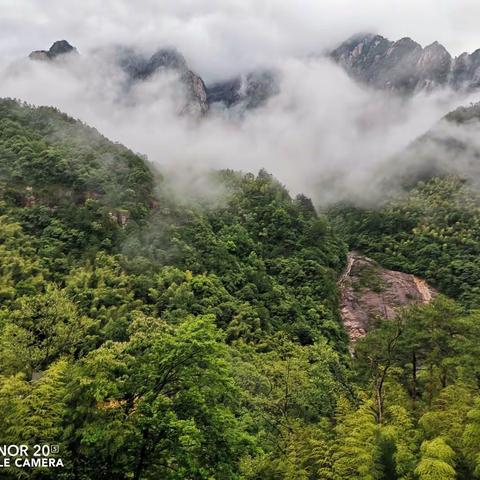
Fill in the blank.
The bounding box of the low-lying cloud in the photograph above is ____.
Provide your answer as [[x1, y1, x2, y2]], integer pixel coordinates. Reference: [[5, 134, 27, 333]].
[[0, 44, 478, 205]]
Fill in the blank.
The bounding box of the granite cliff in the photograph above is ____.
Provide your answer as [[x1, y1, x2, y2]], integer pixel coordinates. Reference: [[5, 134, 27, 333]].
[[339, 252, 436, 342], [331, 33, 480, 94]]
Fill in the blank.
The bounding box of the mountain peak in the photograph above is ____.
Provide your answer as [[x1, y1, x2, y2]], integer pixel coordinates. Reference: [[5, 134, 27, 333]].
[[344, 32, 380, 44], [331, 33, 480, 94], [49, 40, 76, 57], [117, 47, 188, 80], [29, 39, 78, 61], [394, 36, 418, 45]]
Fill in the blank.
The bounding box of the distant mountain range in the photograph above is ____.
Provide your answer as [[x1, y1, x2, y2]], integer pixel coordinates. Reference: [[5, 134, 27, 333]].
[[27, 35, 480, 117], [28, 40, 278, 116], [331, 33, 480, 94]]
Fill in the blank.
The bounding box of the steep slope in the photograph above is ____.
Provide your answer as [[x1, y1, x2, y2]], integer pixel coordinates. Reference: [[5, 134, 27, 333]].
[[29, 41, 209, 116], [330, 101, 480, 308], [0, 98, 348, 345], [0, 97, 155, 279], [331, 33, 480, 94], [0, 98, 153, 208], [392, 103, 480, 182], [331, 176, 480, 308], [339, 251, 435, 342], [3, 96, 480, 478], [0, 97, 357, 478]]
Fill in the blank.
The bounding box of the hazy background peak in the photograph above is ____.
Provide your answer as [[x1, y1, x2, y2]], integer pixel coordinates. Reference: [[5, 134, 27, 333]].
[[1, 0, 480, 206], [2, 0, 480, 81]]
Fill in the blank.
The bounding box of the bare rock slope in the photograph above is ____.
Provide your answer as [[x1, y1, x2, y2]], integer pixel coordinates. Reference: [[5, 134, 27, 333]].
[[339, 252, 436, 342]]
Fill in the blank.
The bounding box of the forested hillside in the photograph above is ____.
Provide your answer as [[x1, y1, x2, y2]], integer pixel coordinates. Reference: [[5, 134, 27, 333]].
[[2, 99, 480, 479], [330, 176, 480, 307]]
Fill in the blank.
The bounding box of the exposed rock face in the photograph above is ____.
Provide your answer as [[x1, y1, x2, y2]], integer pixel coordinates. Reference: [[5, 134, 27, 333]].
[[182, 70, 209, 115], [116, 46, 209, 116], [29, 40, 78, 61], [331, 33, 480, 94], [207, 70, 279, 110], [339, 252, 436, 342], [118, 48, 279, 114], [451, 51, 480, 90]]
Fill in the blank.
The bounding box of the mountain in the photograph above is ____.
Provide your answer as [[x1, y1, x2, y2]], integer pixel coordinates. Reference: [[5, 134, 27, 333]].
[[115, 46, 209, 116], [112, 47, 279, 112], [381, 102, 480, 185], [26, 35, 480, 115], [29, 40, 78, 61], [3, 93, 480, 476], [0, 98, 154, 230], [331, 33, 480, 94], [0, 97, 356, 478], [207, 70, 279, 110], [28, 41, 279, 115]]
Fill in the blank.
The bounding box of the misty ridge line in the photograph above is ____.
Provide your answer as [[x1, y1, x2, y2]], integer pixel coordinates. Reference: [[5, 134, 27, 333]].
[[1, 33, 480, 207], [25, 32, 480, 110], [26, 39, 277, 116]]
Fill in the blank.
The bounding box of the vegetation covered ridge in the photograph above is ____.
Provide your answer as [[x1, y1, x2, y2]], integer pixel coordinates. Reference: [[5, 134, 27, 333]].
[[1, 98, 480, 479]]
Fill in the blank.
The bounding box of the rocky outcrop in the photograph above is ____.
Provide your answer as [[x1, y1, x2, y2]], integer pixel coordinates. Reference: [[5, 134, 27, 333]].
[[116, 47, 279, 114], [207, 70, 279, 110], [331, 33, 480, 94], [339, 252, 436, 342], [115, 46, 209, 116], [29, 40, 78, 61]]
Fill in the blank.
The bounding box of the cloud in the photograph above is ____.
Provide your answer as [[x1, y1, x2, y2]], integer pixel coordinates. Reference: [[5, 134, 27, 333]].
[[0, 1, 479, 206], [2, 0, 480, 81], [1, 49, 474, 206]]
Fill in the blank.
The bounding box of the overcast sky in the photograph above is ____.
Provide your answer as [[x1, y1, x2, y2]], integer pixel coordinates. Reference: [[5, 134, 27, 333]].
[[1, 0, 480, 80]]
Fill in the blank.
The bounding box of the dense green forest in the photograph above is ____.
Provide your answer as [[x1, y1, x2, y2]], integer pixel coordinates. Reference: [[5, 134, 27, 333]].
[[2, 98, 480, 479]]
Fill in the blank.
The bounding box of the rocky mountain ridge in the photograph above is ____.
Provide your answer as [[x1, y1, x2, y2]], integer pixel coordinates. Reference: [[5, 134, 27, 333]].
[[115, 46, 209, 116], [331, 33, 480, 94], [28, 41, 278, 115], [28, 35, 480, 116]]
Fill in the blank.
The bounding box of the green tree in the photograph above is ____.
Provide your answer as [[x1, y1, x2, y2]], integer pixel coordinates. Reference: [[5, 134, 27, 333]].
[[415, 437, 456, 480], [332, 398, 383, 480], [73, 313, 252, 479]]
